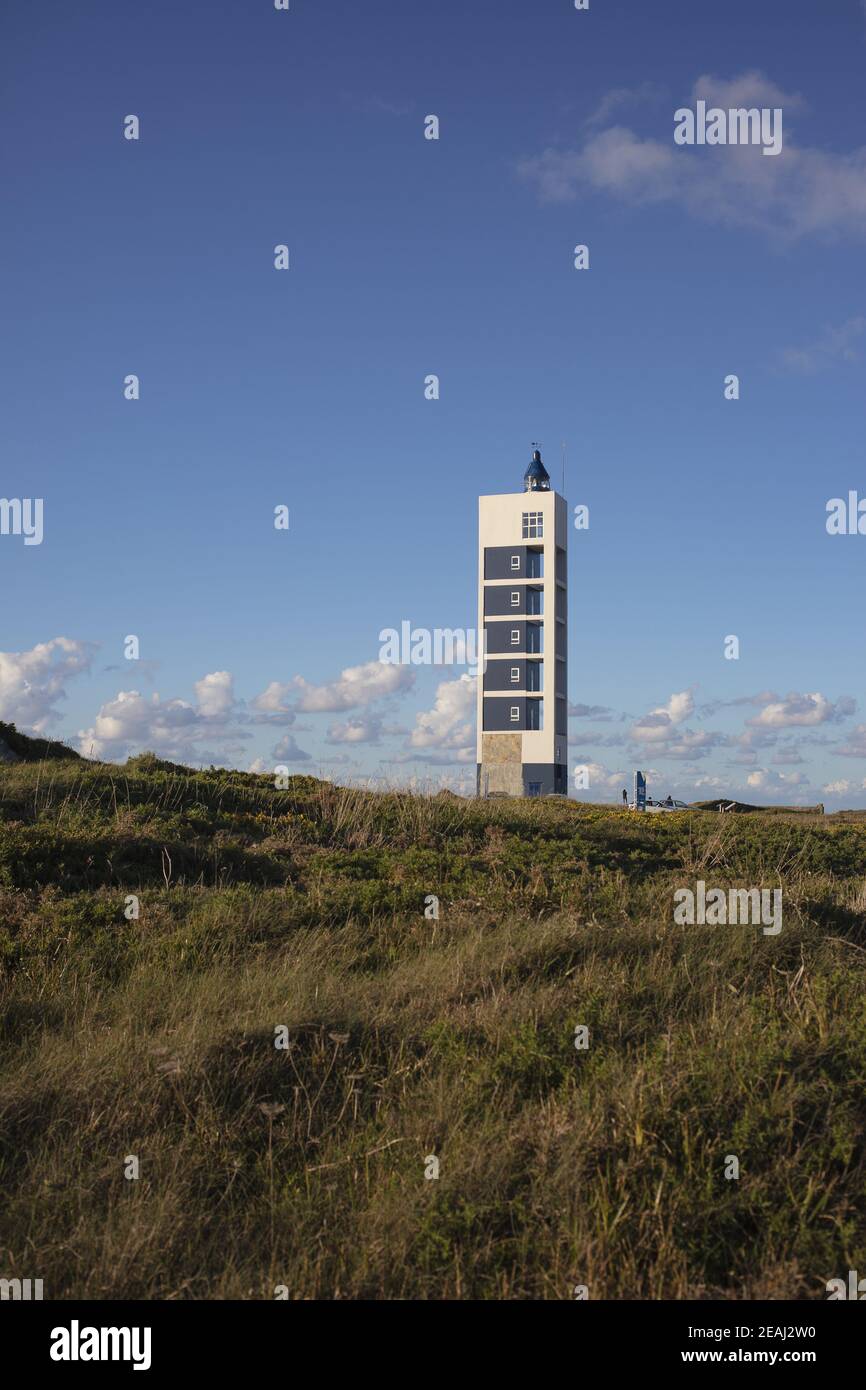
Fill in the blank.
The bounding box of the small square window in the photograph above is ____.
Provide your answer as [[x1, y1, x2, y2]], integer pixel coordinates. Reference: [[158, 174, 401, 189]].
[[510, 666, 519, 682], [510, 629, 520, 645], [510, 554, 520, 571], [510, 706, 520, 721], [510, 591, 520, 607]]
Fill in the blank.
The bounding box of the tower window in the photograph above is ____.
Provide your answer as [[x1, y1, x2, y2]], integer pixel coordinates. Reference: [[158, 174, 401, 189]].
[[510, 554, 520, 571], [510, 629, 520, 645], [522, 511, 543, 539], [510, 706, 520, 722], [526, 698, 543, 731], [510, 666, 520, 682], [510, 590, 520, 607]]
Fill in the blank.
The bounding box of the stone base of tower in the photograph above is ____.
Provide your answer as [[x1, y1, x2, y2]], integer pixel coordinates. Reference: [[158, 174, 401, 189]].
[[477, 733, 522, 797], [476, 760, 524, 797], [476, 761, 568, 798]]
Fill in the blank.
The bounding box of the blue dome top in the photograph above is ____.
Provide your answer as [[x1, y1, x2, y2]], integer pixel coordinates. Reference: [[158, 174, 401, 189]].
[[524, 448, 551, 492]]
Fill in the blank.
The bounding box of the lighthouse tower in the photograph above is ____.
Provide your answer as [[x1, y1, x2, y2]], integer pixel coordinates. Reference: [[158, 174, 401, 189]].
[[476, 448, 568, 797]]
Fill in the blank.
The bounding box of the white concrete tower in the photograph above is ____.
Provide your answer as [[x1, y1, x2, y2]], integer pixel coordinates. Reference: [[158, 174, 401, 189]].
[[476, 447, 568, 797]]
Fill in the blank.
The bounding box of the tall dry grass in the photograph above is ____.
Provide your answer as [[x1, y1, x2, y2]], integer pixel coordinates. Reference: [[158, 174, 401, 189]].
[[1, 758, 865, 1299]]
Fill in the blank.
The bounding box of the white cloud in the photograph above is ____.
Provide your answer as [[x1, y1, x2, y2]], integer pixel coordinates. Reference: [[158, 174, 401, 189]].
[[521, 125, 677, 205], [78, 669, 248, 762], [250, 681, 298, 720], [194, 670, 235, 718], [326, 715, 384, 745], [292, 660, 414, 712], [746, 768, 807, 791], [584, 82, 667, 128], [779, 317, 866, 373], [0, 637, 95, 731], [660, 730, 726, 760], [272, 734, 311, 764], [76, 655, 417, 766], [569, 702, 615, 720], [251, 682, 286, 713], [735, 727, 778, 749], [408, 674, 475, 754], [631, 689, 695, 742], [749, 692, 856, 729], [700, 691, 781, 716], [835, 724, 866, 757], [823, 779, 852, 795], [692, 70, 802, 112], [518, 72, 866, 241], [770, 748, 806, 765], [79, 690, 200, 761], [692, 775, 729, 792], [656, 689, 694, 724]]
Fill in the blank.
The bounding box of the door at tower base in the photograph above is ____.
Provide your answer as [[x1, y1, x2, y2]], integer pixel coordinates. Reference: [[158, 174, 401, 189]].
[[522, 763, 566, 796]]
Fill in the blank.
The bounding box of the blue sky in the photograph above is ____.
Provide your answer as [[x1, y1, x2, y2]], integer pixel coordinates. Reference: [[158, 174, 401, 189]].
[[2, 0, 865, 805]]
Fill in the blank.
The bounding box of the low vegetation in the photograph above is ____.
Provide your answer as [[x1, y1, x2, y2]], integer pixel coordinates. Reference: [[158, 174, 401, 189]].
[[1, 748, 864, 1299]]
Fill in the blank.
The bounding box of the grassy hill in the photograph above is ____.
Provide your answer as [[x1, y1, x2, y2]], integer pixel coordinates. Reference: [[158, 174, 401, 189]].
[[0, 719, 81, 764], [1, 752, 865, 1299]]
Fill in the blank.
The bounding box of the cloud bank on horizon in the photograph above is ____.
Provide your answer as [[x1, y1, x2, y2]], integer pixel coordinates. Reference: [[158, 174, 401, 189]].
[[0, 639, 862, 808]]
